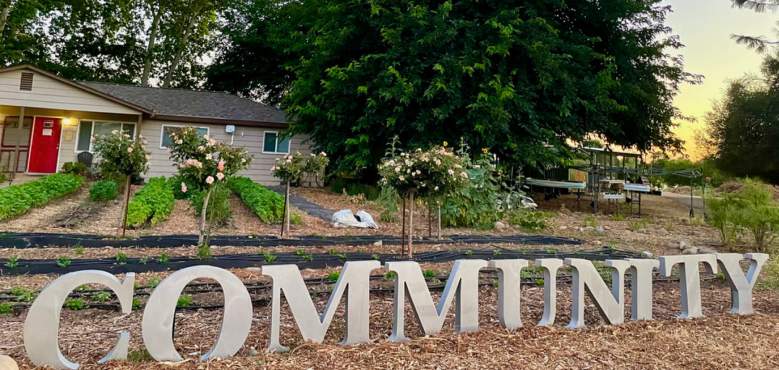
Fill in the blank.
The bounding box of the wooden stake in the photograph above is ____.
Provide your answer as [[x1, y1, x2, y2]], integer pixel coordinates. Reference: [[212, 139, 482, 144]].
[[400, 196, 406, 257], [428, 201, 432, 238], [281, 180, 290, 237], [407, 191, 415, 259], [120, 175, 131, 238], [437, 203, 442, 240]]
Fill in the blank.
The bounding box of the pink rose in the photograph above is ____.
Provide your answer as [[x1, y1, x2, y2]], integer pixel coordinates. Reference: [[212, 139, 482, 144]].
[[205, 176, 214, 185], [217, 160, 225, 172], [180, 182, 188, 193], [216, 172, 225, 181]]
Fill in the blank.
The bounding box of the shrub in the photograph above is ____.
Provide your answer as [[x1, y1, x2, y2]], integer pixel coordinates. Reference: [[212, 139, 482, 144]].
[[732, 180, 779, 251], [507, 210, 549, 231], [0, 302, 12, 315], [228, 177, 284, 223], [706, 193, 739, 246], [126, 177, 175, 228], [0, 173, 83, 221], [61, 162, 89, 176], [90, 179, 119, 201]]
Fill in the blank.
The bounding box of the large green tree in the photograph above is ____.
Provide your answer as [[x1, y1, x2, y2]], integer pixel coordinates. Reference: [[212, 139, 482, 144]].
[[210, 0, 693, 178], [0, 0, 229, 86], [706, 53, 779, 183]]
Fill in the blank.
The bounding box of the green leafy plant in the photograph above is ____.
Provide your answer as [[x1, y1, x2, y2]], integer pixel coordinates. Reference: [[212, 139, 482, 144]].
[[56, 256, 72, 268], [176, 294, 193, 308], [197, 243, 212, 260], [157, 253, 170, 264], [384, 271, 398, 281], [0, 302, 12, 315], [115, 252, 129, 265], [326, 271, 340, 283], [74, 244, 85, 256], [262, 251, 277, 264], [228, 177, 284, 223], [139, 256, 149, 265], [90, 179, 119, 201], [64, 298, 87, 310], [126, 177, 175, 228], [506, 210, 549, 231], [132, 298, 143, 310], [148, 277, 161, 288], [10, 287, 35, 302], [423, 269, 437, 280], [0, 173, 83, 221], [93, 291, 111, 303], [61, 162, 89, 176], [190, 183, 232, 226], [4, 256, 19, 269]]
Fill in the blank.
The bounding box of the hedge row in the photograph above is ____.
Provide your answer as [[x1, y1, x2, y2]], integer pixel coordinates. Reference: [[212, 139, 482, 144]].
[[0, 173, 83, 221], [126, 177, 175, 228], [228, 177, 284, 223]]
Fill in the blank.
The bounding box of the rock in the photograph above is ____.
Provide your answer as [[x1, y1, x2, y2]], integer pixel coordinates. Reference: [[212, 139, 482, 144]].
[[373, 240, 383, 247], [354, 210, 379, 229], [681, 246, 699, 255], [558, 225, 568, 230], [595, 226, 606, 234], [248, 347, 259, 356], [0, 355, 18, 370], [698, 245, 718, 254], [678, 240, 690, 251], [332, 209, 379, 229], [494, 221, 508, 230], [641, 251, 654, 258]]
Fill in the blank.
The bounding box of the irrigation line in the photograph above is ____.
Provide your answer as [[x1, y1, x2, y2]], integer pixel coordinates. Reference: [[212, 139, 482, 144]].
[[0, 247, 641, 276], [0, 232, 581, 249], [0, 272, 720, 313]]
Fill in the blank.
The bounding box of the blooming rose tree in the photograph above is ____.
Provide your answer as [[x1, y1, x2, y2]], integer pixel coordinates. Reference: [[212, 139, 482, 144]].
[[272, 151, 328, 237], [93, 130, 150, 237], [378, 145, 469, 257], [167, 128, 251, 248]]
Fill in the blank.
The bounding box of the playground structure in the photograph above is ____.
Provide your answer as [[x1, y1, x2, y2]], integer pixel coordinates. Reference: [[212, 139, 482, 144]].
[[523, 146, 705, 217]]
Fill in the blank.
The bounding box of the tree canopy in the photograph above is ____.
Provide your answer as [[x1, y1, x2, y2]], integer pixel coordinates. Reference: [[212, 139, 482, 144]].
[[209, 0, 694, 178], [0, 0, 226, 86], [706, 53, 779, 183]]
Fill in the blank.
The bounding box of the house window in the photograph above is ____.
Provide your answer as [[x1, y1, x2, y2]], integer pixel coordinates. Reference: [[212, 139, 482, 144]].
[[263, 131, 290, 154], [76, 120, 136, 153], [160, 125, 209, 149]]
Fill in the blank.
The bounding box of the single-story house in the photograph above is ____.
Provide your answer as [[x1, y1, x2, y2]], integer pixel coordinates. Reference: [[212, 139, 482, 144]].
[[0, 65, 312, 185]]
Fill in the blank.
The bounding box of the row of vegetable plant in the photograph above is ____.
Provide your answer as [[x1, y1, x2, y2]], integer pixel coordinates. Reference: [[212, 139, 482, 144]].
[[0, 173, 83, 221]]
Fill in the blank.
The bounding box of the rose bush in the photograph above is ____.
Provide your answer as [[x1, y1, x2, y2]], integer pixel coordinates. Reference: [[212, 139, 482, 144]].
[[378, 146, 469, 199], [92, 130, 150, 236], [166, 128, 252, 247]]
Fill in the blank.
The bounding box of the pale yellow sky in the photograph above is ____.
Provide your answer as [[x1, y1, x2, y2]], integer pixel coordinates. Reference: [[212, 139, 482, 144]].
[[665, 0, 777, 159]]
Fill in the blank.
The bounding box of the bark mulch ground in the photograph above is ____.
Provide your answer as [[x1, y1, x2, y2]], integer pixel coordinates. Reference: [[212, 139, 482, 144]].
[[1, 280, 778, 369]]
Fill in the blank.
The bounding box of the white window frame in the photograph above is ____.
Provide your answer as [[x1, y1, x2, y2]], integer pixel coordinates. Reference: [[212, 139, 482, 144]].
[[262, 130, 291, 154], [74, 119, 136, 153], [159, 124, 210, 149]]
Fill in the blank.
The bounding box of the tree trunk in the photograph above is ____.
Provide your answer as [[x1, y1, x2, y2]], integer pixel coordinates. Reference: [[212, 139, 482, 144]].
[[162, 16, 193, 88], [120, 175, 131, 238], [281, 181, 290, 237], [141, 1, 162, 86], [407, 191, 414, 259], [0, 2, 14, 40], [198, 186, 212, 245], [437, 203, 442, 240], [427, 201, 432, 238]]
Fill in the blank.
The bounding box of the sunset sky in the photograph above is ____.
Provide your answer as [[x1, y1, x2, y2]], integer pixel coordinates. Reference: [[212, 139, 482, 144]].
[[665, 0, 777, 159]]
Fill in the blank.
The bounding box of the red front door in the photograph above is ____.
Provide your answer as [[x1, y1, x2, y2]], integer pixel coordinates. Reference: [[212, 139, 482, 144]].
[[28, 117, 62, 173]]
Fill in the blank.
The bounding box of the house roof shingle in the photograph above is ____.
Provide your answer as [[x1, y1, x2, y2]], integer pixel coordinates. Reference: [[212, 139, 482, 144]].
[[81, 81, 286, 125]]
